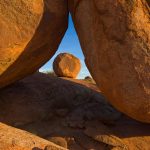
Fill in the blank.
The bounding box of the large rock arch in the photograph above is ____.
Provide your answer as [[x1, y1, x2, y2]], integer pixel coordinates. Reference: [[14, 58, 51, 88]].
[[0, 0, 68, 88], [69, 0, 150, 123], [0, 0, 150, 123]]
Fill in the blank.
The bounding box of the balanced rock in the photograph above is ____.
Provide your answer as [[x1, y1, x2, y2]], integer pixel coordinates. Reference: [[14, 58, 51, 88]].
[[53, 53, 81, 78], [0, 0, 68, 88], [69, 0, 150, 123]]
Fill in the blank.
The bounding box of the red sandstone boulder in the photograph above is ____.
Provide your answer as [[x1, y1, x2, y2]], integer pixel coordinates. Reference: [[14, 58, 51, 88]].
[[53, 53, 81, 78], [0, 0, 68, 88], [69, 0, 150, 123]]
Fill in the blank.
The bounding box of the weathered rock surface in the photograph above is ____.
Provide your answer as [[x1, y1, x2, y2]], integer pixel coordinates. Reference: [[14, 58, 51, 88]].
[[0, 72, 150, 149], [0, 123, 67, 150], [0, 72, 118, 126], [53, 53, 81, 78], [0, 0, 68, 88], [69, 0, 150, 123]]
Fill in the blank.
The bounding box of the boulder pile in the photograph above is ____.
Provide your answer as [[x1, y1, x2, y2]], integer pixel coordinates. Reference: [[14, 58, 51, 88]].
[[0, 0, 150, 123]]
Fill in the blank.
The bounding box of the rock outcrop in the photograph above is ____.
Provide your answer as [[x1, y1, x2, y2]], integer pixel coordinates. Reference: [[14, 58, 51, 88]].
[[69, 0, 150, 123], [0, 73, 150, 149], [53, 53, 81, 78], [0, 0, 68, 88]]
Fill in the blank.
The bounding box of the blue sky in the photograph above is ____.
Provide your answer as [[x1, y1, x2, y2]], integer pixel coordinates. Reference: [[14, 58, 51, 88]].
[[40, 15, 91, 79]]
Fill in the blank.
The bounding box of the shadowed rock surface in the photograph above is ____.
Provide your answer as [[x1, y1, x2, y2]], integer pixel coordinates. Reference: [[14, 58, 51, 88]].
[[53, 53, 81, 78], [147, 0, 150, 5], [0, 0, 68, 88], [0, 72, 149, 150], [0, 72, 119, 126], [69, 0, 150, 123]]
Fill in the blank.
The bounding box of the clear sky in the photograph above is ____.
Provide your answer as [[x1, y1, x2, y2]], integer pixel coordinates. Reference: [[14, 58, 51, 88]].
[[40, 15, 91, 79]]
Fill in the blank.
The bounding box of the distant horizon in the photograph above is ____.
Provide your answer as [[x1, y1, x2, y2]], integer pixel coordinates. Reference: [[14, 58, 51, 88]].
[[40, 15, 91, 79]]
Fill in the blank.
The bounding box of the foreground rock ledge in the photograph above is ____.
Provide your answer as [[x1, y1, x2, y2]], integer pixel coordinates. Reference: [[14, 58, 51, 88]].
[[69, 0, 150, 123], [0, 123, 67, 150], [0, 0, 68, 88]]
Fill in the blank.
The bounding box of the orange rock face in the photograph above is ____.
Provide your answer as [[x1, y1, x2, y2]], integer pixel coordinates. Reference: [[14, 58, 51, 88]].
[[69, 0, 150, 123], [53, 53, 81, 78], [0, 0, 68, 88]]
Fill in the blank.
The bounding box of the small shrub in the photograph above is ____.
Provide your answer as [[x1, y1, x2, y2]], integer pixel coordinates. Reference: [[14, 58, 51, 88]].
[[45, 71, 57, 77]]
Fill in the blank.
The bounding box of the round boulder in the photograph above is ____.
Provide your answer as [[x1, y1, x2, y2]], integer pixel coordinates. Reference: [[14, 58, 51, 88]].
[[53, 53, 81, 78]]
